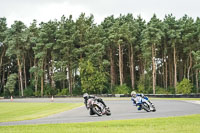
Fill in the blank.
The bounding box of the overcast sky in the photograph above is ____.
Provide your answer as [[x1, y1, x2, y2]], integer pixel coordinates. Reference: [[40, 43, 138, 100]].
[[0, 0, 200, 27]]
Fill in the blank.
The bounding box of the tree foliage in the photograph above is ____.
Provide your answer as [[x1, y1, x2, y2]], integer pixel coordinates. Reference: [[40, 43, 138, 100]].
[[80, 59, 108, 94], [5, 73, 18, 94], [0, 13, 200, 96], [176, 78, 193, 94]]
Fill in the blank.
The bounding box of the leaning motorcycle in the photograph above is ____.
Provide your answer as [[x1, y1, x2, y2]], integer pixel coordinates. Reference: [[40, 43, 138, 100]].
[[132, 96, 156, 112], [86, 98, 111, 116]]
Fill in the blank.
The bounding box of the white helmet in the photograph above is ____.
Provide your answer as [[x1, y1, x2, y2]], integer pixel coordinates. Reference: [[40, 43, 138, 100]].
[[83, 93, 89, 99], [131, 91, 136, 97]]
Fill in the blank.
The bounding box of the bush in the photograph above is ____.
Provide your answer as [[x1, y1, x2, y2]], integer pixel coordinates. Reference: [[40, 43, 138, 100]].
[[167, 87, 175, 94], [137, 82, 145, 93], [44, 88, 57, 96], [34, 91, 41, 96], [155, 86, 170, 94], [44, 85, 57, 96], [3, 88, 11, 97], [24, 88, 34, 96], [57, 88, 68, 96], [5, 73, 18, 94], [176, 78, 193, 94], [72, 87, 82, 96], [137, 74, 152, 94], [114, 84, 131, 94], [137, 84, 152, 94]]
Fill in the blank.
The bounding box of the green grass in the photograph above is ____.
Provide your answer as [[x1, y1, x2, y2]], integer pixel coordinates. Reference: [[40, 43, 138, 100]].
[[0, 114, 200, 133], [104, 97, 200, 101], [0, 102, 83, 122], [151, 98, 200, 101]]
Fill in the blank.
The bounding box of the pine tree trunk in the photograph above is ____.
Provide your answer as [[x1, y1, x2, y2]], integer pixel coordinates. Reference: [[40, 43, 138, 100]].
[[46, 62, 50, 85], [72, 70, 75, 89], [191, 71, 194, 85], [62, 66, 66, 89], [139, 57, 144, 75], [50, 63, 55, 88], [34, 59, 38, 95], [68, 64, 73, 95], [17, 72, 20, 96], [119, 44, 124, 86], [173, 46, 177, 93], [130, 44, 135, 89], [161, 51, 164, 87], [110, 47, 116, 90], [41, 60, 44, 96], [163, 40, 168, 89], [169, 54, 173, 87], [196, 67, 199, 93], [17, 58, 24, 96], [35, 75, 38, 95], [44, 58, 47, 87], [165, 57, 168, 89], [29, 57, 33, 80], [23, 55, 27, 89], [187, 51, 192, 80], [1, 66, 5, 92], [184, 63, 187, 79], [41, 73, 44, 96], [0, 47, 5, 73], [63, 80, 65, 89], [0, 47, 5, 91], [152, 44, 156, 94], [179, 60, 184, 82]]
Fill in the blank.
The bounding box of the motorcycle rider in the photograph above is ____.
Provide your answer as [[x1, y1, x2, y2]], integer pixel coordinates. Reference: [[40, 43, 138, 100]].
[[83, 93, 108, 115], [131, 91, 151, 110], [131, 91, 142, 110]]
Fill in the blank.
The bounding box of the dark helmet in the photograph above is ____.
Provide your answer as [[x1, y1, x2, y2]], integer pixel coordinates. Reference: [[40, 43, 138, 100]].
[[83, 93, 89, 99]]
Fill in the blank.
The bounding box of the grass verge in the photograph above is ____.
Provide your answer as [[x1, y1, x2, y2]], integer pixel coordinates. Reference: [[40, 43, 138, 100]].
[[0, 102, 82, 122], [150, 98, 200, 101], [0, 114, 200, 133], [104, 97, 200, 101]]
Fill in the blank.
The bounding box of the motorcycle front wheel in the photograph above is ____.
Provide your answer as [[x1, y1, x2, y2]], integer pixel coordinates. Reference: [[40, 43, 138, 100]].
[[106, 109, 111, 116], [151, 104, 156, 112]]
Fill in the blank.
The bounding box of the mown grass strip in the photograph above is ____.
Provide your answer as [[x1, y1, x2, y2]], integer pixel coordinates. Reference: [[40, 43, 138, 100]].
[[151, 98, 200, 101], [0, 102, 83, 122], [0, 114, 200, 133], [104, 97, 200, 101]]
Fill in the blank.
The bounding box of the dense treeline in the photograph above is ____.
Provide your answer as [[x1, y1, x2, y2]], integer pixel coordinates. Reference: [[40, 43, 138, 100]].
[[0, 13, 200, 96]]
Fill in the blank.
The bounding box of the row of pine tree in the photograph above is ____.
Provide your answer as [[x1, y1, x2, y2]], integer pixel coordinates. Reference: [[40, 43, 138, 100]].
[[0, 13, 200, 96]]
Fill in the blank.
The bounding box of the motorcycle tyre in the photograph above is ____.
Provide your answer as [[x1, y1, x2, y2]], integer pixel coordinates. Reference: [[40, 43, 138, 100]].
[[106, 109, 111, 116]]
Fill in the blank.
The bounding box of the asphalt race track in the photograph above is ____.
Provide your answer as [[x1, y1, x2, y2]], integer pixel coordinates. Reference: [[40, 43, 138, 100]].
[[0, 98, 200, 126]]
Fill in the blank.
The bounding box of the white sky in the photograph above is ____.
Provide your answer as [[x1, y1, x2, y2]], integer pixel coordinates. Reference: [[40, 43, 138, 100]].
[[0, 0, 200, 27]]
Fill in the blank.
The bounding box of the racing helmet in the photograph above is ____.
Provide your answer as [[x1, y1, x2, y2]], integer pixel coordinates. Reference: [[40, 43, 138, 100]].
[[83, 93, 89, 99], [131, 91, 136, 98]]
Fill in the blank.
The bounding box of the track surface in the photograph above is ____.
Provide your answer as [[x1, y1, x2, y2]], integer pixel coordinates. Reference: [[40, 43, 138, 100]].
[[0, 98, 200, 126]]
